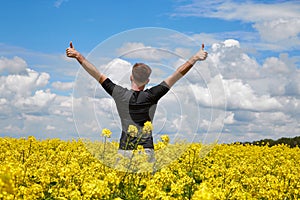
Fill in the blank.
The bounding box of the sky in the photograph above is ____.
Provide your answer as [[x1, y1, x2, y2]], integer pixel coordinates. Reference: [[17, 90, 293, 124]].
[[0, 0, 300, 144]]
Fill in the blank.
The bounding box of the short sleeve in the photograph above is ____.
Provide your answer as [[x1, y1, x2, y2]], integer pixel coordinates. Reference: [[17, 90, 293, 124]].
[[147, 81, 170, 102], [101, 78, 116, 96], [101, 78, 129, 101]]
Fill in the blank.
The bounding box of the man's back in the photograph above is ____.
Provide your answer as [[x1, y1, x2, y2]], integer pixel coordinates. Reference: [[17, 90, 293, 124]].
[[101, 78, 169, 150]]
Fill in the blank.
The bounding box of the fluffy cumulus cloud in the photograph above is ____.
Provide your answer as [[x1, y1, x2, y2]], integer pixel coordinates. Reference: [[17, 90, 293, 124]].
[[0, 56, 76, 138], [14, 89, 56, 114], [0, 62, 50, 99], [0, 56, 27, 74], [206, 39, 300, 142], [253, 16, 300, 45]]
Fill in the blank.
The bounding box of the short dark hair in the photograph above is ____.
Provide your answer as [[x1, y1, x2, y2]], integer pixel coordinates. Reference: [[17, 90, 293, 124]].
[[132, 63, 152, 85]]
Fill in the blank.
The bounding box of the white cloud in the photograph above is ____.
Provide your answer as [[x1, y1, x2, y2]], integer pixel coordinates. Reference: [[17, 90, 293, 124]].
[[208, 39, 300, 102], [259, 54, 300, 96], [4, 124, 22, 133], [52, 81, 74, 91], [199, 112, 230, 132], [224, 78, 282, 112], [72, 95, 121, 139], [262, 56, 290, 74], [173, 1, 300, 49], [223, 39, 240, 48], [0, 98, 7, 105], [116, 42, 173, 62], [14, 89, 56, 114], [0, 64, 50, 100], [253, 18, 300, 43], [54, 0, 68, 8], [189, 76, 282, 112], [210, 39, 260, 79], [0, 56, 76, 138], [100, 58, 132, 86], [224, 112, 235, 125], [116, 42, 147, 55], [0, 56, 27, 74], [46, 125, 56, 130]]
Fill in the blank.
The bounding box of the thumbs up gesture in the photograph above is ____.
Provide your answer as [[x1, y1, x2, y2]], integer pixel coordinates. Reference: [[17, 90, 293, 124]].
[[194, 44, 208, 61], [66, 41, 79, 58]]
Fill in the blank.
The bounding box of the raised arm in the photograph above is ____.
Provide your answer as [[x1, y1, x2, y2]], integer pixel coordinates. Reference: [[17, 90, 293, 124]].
[[164, 44, 208, 88], [66, 42, 107, 84]]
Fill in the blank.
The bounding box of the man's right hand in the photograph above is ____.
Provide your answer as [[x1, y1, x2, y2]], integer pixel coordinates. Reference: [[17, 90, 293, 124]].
[[66, 41, 79, 58], [194, 44, 208, 61]]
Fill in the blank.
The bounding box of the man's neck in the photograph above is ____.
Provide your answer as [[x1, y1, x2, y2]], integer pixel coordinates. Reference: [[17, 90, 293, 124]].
[[131, 82, 145, 91]]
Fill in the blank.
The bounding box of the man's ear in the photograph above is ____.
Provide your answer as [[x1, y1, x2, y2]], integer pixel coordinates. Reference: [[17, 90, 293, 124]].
[[130, 75, 133, 82], [146, 79, 150, 85]]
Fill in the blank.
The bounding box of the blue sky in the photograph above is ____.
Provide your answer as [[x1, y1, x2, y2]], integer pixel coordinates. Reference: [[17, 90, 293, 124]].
[[1, 0, 246, 52], [1, 0, 300, 143]]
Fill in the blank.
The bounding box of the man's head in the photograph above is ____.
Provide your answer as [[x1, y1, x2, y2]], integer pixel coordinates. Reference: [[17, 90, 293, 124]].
[[131, 63, 152, 86]]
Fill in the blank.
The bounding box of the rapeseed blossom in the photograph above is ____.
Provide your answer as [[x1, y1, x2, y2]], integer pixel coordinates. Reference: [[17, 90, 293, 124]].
[[142, 121, 153, 134], [137, 145, 144, 152], [101, 128, 112, 138], [160, 135, 170, 144], [127, 125, 138, 137]]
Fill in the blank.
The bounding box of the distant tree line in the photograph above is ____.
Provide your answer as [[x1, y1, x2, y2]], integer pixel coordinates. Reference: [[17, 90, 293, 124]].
[[239, 136, 300, 148]]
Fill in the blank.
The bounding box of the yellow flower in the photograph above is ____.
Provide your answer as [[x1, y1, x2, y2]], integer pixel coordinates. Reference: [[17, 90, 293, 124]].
[[137, 145, 144, 152], [101, 128, 112, 138], [128, 125, 138, 137], [28, 135, 36, 142], [142, 121, 153, 134], [160, 135, 170, 144]]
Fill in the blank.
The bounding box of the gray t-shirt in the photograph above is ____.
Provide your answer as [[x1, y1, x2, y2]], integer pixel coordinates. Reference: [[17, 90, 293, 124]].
[[101, 78, 169, 150]]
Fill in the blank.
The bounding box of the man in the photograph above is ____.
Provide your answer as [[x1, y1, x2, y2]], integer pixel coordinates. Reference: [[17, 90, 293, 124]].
[[66, 42, 208, 160]]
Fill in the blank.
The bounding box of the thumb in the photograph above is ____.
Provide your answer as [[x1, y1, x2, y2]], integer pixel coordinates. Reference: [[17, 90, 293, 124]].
[[70, 41, 74, 48], [201, 43, 205, 51]]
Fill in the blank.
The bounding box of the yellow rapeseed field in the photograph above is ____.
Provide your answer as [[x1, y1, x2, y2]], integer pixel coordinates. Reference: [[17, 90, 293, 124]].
[[0, 135, 299, 199]]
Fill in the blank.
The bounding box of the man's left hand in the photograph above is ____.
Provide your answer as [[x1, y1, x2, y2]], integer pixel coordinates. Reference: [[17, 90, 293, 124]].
[[66, 41, 79, 58]]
